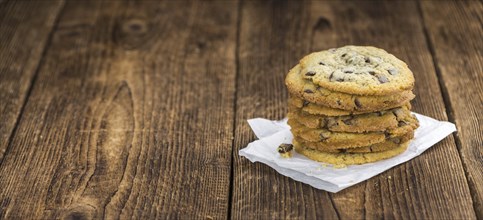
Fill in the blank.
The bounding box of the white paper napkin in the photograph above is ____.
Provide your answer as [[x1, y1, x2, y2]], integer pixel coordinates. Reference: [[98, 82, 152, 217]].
[[239, 113, 456, 193]]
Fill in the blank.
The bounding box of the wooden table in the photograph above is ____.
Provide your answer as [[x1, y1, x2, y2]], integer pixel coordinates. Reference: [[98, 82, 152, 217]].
[[0, 0, 481, 219]]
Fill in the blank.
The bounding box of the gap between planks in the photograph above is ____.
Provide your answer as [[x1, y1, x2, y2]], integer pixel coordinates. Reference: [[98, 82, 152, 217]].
[[227, 0, 244, 219], [0, 0, 66, 166]]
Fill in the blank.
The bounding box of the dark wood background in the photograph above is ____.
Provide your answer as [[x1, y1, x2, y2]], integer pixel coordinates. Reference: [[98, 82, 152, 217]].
[[0, 0, 481, 219]]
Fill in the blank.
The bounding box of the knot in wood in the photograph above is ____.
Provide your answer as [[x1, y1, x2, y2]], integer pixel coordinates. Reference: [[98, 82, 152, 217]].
[[314, 17, 331, 31], [121, 18, 148, 34], [62, 204, 96, 220]]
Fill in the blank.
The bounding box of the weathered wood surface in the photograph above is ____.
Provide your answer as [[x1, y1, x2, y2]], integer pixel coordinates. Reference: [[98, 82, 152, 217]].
[[0, 0, 237, 219], [0, 0, 481, 219], [0, 0, 64, 162], [420, 1, 483, 218], [232, 0, 476, 219]]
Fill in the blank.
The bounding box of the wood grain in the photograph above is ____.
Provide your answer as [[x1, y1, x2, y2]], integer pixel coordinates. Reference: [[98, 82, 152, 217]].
[[0, 0, 64, 162], [420, 1, 483, 218], [0, 0, 480, 218], [232, 1, 339, 219], [0, 1, 238, 219], [232, 0, 476, 219]]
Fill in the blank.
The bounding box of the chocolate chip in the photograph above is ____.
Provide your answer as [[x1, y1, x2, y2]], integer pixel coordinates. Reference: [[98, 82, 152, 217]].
[[344, 70, 353, 73], [303, 101, 310, 107], [320, 133, 330, 141], [305, 71, 316, 76], [277, 144, 293, 153], [329, 71, 334, 81], [369, 71, 376, 75], [377, 75, 389, 83], [326, 118, 338, 128], [365, 57, 371, 63], [398, 121, 407, 127], [342, 116, 354, 125], [342, 53, 347, 57], [392, 138, 401, 144], [384, 131, 391, 139], [388, 68, 398, 75], [319, 61, 326, 65], [304, 89, 314, 93], [354, 98, 362, 109], [336, 78, 345, 82]]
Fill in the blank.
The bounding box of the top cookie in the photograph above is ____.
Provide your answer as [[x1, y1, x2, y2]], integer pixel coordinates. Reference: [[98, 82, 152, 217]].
[[300, 45, 414, 95]]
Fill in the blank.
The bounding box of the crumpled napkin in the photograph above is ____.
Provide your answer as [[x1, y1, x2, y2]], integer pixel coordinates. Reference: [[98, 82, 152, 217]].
[[239, 113, 456, 193]]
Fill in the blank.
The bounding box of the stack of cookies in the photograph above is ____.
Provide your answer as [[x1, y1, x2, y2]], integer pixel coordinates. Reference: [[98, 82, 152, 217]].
[[285, 46, 419, 165]]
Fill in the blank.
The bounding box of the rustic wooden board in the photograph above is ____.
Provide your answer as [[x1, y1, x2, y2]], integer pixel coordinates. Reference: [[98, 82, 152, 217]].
[[232, 0, 476, 219], [0, 0, 480, 218], [420, 1, 483, 218], [0, 1, 237, 219], [0, 0, 64, 162]]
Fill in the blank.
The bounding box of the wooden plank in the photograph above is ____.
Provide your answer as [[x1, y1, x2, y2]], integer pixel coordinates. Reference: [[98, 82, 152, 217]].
[[420, 1, 483, 217], [0, 0, 64, 162], [232, 0, 476, 219], [0, 1, 238, 219], [233, 1, 339, 219]]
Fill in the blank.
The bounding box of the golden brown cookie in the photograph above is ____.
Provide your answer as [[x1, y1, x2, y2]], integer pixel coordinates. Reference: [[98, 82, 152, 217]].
[[288, 105, 412, 133], [293, 139, 411, 165], [299, 46, 415, 96], [288, 96, 411, 116], [287, 115, 418, 146], [294, 130, 414, 153], [285, 64, 415, 111]]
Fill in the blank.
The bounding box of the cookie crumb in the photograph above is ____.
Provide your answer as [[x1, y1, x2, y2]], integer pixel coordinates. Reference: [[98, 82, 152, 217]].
[[277, 144, 293, 158], [334, 164, 347, 169]]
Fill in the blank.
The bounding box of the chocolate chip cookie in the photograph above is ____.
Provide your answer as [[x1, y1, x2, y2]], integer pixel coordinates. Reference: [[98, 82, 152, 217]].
[[288, 105, 413, 133], [285, 64, 415, 111], [295, 130, 414, 153], [288, 115, 418, 147], [293, 140, 410, 165], [289, 96, 411, 117], [299, 45, 415, 96]]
